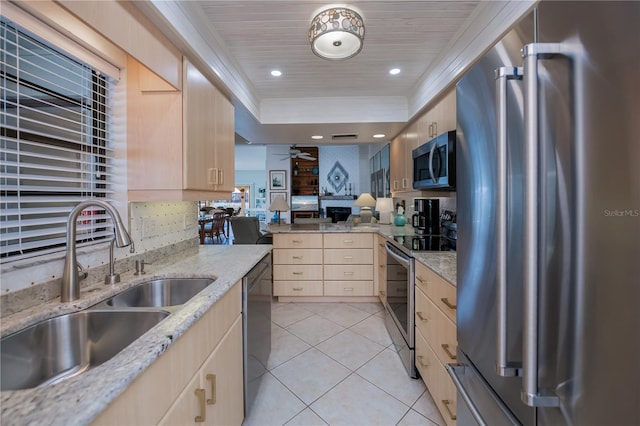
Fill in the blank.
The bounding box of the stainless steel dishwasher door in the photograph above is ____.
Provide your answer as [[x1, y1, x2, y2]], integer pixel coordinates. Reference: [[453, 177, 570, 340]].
[[243, 253, 272, 416]]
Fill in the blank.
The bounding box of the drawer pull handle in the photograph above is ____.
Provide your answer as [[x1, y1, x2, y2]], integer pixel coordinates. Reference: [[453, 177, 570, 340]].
[[344, 287, 354, 291], [293, 287, 303, 291], [416, 275, 426, 284], [292, 240, 303, 243], [292, 256, 303, 259], [441, 297, 457, 310], [343, 271, 354, 275], [441, 343, 457, 360], [417, 355, 428, 368], [416, 311, 428, 322], [206, 374, 216, 405], [442, 399, 457, 421], [379, 264, 385, 269], [292, 272, 303, 275], [194, 388, 206, 422], [379, 290, 386, 296], [343, 256, 353, 259]]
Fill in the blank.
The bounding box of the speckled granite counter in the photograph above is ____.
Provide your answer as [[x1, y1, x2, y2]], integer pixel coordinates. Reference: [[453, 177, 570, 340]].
[[413, 252, 457, 285], [0, 245, 271, 426]]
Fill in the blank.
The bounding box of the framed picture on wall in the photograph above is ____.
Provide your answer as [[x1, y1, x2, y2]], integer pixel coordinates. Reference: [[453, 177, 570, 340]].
[[269, 170, 287, 190], [270, 192, 287, 203]]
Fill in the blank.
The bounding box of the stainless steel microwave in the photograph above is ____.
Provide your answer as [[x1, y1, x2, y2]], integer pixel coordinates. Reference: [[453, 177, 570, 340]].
[[412, 130, 456, 191]]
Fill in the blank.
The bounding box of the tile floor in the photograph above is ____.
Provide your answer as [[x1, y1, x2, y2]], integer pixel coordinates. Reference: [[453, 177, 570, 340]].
[[243, 301, 446, 426]]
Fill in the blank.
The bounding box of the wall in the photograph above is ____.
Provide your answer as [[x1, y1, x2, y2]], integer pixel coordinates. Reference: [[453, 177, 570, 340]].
[[319, 145, 361, 196]]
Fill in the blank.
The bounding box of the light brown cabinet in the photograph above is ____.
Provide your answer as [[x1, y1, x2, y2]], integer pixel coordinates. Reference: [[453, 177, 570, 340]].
[[323, 233, 374, 296], [126, 57, 235, 201], [273, 233, 324, 296], [92, 282, 243, 425], [160, 316, 244, 425], [390, 88, 456, 194], [273, 232, 376, 298], [414, 260, 457, 426]]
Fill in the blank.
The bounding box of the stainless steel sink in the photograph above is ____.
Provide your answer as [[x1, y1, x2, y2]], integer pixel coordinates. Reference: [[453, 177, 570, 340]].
[[0, 310, 169, 391], [105, 278, 214, 308]]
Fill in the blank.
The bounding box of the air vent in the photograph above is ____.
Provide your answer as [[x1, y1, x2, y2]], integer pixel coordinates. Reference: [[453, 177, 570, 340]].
[[331, 133, 358, 140]]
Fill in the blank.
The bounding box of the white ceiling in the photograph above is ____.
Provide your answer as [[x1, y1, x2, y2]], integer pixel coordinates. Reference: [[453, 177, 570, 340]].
[[137, 1, 535, 145]]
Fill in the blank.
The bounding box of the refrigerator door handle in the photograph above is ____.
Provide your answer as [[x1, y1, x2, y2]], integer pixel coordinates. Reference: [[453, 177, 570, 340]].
[[522, 42, 572, 408], [494, 66, 523, 378]]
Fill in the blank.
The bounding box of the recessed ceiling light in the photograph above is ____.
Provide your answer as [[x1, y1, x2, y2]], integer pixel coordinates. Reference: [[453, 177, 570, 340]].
[[373, 134, 386, 138], [311, 135, 323, 140], [389, 68, 401, 75], [271, 70, 282, 77]]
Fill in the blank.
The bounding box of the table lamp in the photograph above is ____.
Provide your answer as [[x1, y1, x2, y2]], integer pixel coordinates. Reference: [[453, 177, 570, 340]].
[[375, 197, 394, 224], [269, 196, 290, 225], [354, 193, 377, 223]]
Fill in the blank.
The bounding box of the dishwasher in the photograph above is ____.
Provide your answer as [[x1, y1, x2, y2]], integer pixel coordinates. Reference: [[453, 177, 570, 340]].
[[242, 252, 272, 416]]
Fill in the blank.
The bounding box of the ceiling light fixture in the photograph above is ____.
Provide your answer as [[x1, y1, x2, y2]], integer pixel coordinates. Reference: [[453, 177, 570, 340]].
[[389, 68, 401, 75], [311, 135, 324, 140], [373, 134, 386, 138], [270, 70, 282, 77], [309, 7, 365, 60]]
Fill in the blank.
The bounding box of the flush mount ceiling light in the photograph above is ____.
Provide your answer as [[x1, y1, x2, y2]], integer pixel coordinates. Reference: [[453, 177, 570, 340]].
[[309, 7, 365, 60]]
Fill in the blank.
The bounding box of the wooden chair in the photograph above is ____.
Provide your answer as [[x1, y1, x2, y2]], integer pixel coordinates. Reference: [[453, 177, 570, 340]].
[[203, 211, 227, 243]]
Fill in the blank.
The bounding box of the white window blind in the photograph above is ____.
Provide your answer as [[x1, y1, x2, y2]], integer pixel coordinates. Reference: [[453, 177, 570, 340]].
[[1, 17, 116, 261]]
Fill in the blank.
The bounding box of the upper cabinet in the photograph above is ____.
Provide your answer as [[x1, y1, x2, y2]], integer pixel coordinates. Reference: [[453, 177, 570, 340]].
[[127, 57, 235, 201], [183, 60, 235, 195], [390, 88, 456, 194]]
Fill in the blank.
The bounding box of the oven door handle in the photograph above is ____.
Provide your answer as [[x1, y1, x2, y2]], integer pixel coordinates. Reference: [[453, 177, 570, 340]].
[[385, 243, 411, 268]]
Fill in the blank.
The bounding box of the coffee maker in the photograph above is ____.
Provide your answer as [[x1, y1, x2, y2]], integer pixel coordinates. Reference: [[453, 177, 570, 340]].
[[412, 198, 440, 235]]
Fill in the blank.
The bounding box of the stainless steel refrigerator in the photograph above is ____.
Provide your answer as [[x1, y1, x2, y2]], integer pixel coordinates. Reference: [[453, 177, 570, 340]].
[[449, 2, 640, 425]]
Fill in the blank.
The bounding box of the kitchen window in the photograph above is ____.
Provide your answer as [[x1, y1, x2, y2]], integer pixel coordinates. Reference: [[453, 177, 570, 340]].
[[0, 17, 116, 261]]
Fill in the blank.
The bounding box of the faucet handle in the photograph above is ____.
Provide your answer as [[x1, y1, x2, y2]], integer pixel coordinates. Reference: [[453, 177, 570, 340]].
[[77, 261, 88, 280]]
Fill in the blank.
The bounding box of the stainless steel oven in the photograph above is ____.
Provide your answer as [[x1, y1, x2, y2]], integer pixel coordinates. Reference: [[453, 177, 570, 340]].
[[383, 241, 417, 378]]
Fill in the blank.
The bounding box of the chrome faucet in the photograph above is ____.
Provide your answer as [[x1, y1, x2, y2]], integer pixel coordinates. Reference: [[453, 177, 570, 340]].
[[61, 200, 133, 302]]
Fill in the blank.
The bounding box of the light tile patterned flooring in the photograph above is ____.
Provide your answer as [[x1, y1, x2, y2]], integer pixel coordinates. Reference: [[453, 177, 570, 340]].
[[243, 301, 446, 426]]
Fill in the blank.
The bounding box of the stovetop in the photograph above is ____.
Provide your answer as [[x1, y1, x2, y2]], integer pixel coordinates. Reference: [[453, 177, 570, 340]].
[[391, 234, 456, 253]]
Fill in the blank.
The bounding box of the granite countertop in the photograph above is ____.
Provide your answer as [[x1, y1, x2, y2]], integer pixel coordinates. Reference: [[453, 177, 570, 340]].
[[0, 245, 271, 426], [413, 252, 457, 285]]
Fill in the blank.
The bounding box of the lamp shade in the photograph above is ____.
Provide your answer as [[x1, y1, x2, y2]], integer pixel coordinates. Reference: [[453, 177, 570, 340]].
[[269, 196, 290, 212], [375, 197, 394, 212], [353, 193, 376, 207], [309, 7, 365, 60]]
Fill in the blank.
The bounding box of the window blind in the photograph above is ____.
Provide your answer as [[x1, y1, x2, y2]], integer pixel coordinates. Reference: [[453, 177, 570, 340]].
[[1, 17, 116, 261]]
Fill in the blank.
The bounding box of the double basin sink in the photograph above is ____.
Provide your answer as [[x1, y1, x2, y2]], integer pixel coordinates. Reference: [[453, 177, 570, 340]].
[[1, 278, 214, 391]]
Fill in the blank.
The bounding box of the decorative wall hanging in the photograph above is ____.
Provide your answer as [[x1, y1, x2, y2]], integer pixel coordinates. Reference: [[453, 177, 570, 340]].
[[327, 161, 349, 194]]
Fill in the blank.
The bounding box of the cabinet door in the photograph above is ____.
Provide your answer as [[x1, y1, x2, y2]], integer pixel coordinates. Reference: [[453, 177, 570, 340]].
[[159, 316, 244, 426], [201, 316, 244, 425], [183, 59, 234, 194]]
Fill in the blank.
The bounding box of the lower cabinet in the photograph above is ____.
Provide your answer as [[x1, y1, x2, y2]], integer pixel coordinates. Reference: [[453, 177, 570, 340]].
[[160, 316, 243, 425], [414, 261, 458, 426], [92, 282, 243, 425], [376, 234, 387, 304]]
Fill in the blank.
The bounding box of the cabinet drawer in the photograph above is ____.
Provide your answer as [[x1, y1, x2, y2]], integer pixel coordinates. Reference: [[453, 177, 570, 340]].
[[415, 261, 457, 324], [273, 265, 323, 281], [274, 233, 323, 249], [324, 281, 373, 296], [273, 249, 322, 265], [415, 328, 457, 426], [323, 233, 373, 249], [323, 264, 373, 281], [274, 281, 323, 296], [416, 287, 457, 365], [324, 249, 373, 265]]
